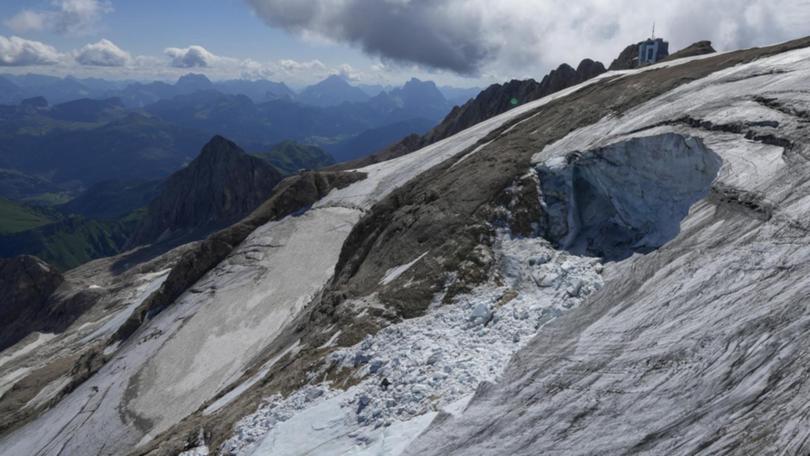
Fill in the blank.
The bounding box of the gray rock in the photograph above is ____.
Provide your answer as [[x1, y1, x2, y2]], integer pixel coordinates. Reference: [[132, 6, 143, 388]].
[[369, 360, 385, 374], [427, 352, 442, 365], [566, 279, 583, 297], [469, 303, 493, 326], [356, 394, 371, 415], [354, 353, 371, 367]]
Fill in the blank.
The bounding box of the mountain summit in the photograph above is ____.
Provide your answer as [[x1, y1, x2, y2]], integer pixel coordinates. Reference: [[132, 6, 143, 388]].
[[129, 135, 283, 246], [298, 75, 371, 107], [175, 73, 215, 92]]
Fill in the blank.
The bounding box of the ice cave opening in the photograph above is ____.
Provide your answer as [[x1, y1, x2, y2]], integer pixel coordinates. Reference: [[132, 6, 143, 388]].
[[536, 133, 723, 261]]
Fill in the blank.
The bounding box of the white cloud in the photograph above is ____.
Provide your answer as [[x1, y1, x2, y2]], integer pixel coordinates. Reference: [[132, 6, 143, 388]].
[[278, 59, 327, 73], [164, 45, 222, 68], [75, 39, 130, 66], [0, 35, 63, 66], [4, 10, 47, 32], [4, 0, 112, 36], [337, 63, 363, 81], [236, 58, 381, 85]]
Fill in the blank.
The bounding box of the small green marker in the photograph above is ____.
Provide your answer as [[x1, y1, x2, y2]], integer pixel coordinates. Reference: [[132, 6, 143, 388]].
[[510, 97, 519, 106]]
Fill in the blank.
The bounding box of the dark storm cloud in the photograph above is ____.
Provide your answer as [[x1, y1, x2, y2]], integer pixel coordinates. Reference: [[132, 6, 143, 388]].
[[247, 0, 492, 75], [248, 0, 810, 77]]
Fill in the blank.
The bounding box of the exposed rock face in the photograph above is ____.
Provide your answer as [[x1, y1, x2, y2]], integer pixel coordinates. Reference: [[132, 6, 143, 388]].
[[664, 40, 716, 61], [0, 256, 64, 350], [336, 59, 607, 169], [427, 60, 606, 144], [609, 41, 643, 70], [0, 246, 188, 437], [130, 135, 284, 247]]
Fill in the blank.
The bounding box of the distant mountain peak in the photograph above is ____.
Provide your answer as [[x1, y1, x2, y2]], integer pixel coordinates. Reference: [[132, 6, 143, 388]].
[[128, 135, 284, 246], [385, 77, 447, 106], [176, 73, 214, 91], [299, 74, 369, 107], [197, 134, 242, 161], [177, 73, 212, 84], [402, 77, 437, 90], [317, 74, 354, 87]]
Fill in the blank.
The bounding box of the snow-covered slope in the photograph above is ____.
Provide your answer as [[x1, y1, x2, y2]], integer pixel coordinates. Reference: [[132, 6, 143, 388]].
[[2, 37, 809, 456], [0, 54, 613, 456], [194, 41, 810, 456], [408, 45, 810, 456]]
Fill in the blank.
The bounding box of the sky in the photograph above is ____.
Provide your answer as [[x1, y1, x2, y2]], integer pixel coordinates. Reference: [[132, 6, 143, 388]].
[[0, 0, 808, 88]]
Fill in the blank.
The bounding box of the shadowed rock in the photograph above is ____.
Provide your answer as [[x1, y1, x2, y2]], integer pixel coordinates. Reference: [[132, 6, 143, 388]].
[[0, 256, 64, 351], [129, 135, 284, 247]]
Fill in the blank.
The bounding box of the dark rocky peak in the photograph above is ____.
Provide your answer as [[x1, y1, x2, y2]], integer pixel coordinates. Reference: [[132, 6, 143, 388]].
[[0, 255, 63, 305], [176, 73, 214, 92], [402, 77, 438, 91], [539, 63, 579, 92], [0, 255, 64, 350], [128, 135, 284, 247], [196, 134, 244, 162], [576, 59, 608, 78], [609, 41, 644, 71], [398, 78, 446, 101]]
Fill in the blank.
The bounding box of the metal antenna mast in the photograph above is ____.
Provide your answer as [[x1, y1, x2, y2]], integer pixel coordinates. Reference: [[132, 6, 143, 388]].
[[652, 22, 656, 39]]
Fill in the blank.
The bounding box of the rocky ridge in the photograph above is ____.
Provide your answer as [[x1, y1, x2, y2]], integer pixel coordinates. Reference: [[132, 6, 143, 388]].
[[335, 59, 607, 170]]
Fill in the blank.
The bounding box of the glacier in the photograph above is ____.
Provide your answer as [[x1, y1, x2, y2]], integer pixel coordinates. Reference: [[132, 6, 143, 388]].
[[1, 37, 809, 456], [407, 45, 810, 456]]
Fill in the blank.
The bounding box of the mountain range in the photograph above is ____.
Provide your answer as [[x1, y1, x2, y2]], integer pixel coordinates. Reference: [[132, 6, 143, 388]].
[[0, 73, 466, 201], [4, 35, 810, 456], [336, 58, 609, 169], [0, 42, 643, 271]]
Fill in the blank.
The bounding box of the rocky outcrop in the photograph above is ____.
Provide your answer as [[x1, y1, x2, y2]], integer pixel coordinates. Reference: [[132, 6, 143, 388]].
[[129, 135, 284, 247], [663, 40, 716, 61], [335, 59, 607, 170], [0, 256, 64, 350], [609, 41, 643, 70], [426, 59, 606, 144]]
